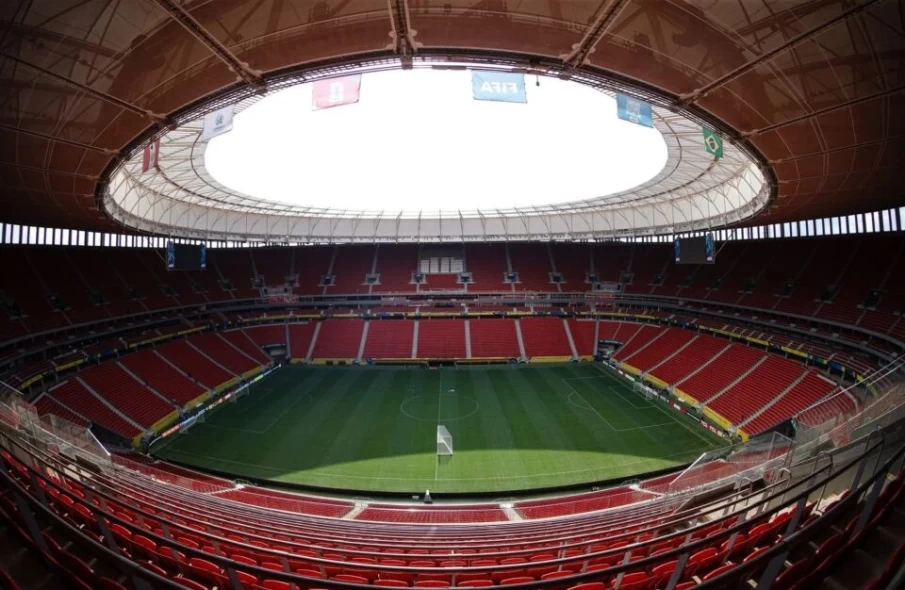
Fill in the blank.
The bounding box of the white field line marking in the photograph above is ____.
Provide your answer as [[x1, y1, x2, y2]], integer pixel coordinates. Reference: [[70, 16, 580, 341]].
[[161, 446, 714, 483], [563, 376, 653, 410], [561, 378, 617, 431], [565, 392, 673, 433], [202, 393, 312, 435], [435, 372, 443, 481], [593, 365, 718, 448]]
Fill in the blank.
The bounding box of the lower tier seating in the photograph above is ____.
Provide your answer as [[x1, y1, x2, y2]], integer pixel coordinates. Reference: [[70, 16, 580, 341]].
[[709, 357, 804, 427], [417, 320, 467, 358], [46, 379, 141, 437], [469, 319, 520, 358], [363, 320, 414, 359], [312, 320, 365, 359], [78, 362, 174, 428], [520, 318, 572, 357], [121, 350, 206, 406], [567, 319, 598, 356]]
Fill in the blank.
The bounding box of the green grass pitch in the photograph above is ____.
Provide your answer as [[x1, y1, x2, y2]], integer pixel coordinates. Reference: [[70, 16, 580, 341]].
[[153, 363, 726, 494]]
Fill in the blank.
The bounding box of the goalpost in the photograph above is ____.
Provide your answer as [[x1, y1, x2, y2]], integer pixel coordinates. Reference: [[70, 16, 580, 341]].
[[437, 425, 453, 460], [633, 380, 659, 401]]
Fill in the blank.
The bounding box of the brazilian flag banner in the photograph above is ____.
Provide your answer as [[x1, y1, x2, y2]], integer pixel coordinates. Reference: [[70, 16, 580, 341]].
[[703, 127, 723, 158]]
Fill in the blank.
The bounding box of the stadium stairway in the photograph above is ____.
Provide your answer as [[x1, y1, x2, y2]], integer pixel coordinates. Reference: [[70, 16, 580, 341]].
[[0, 517, 64, 589], [819, 478, 905, 589]]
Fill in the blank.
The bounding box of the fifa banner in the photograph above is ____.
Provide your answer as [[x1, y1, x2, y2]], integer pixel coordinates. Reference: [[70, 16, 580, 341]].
[[616, 94, 653, 127], [201, 105, 234, 141], [312, 75, 362, 110], [472, 71, 527, 103], [141, 139, 159, 173]]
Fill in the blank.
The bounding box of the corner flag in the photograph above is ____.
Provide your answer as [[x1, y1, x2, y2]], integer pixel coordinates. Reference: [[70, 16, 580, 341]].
[[702, 128, 723, 158]]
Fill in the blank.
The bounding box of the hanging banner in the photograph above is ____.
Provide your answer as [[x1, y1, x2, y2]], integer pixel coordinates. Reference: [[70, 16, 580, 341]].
[[312, 75, 362, 110], [201, 106, 234, 141], [703, 127, 724, 158], [471, 71, 527, 103], [616, 94, 653, 127], [141, 139, 159, 173]]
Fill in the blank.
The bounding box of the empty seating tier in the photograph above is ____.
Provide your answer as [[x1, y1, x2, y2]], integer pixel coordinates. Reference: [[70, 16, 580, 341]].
[[677, 345, 765, 403], [708, 356, 803, 427], [622, 328, 695, 372], [650, 335, 728, 385], [156, 340, 235, 390], [288, 323, 316, 359], [220, 330, 271, 365], [417, 320, 467, 358], [191, 333, 261, 375], [47, 379, 141, 437], [568, 319, 597, 356], [363, 320, 414, 359], [520, 318, 572, 357], [78, 362, 174, 427], [121, 350, 206, 406], [470, 319, 520, 358], [312, 319, 365, 359]]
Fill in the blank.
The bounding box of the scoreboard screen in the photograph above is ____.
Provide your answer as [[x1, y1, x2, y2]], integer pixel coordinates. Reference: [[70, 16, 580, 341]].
[[674, 234, 715, 265], [166, 242, 207, 271]]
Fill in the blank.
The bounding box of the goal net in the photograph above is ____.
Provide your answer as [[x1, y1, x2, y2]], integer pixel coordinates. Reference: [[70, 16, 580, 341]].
[[633, 381, 658, 401], [437, 425, 453, 457]]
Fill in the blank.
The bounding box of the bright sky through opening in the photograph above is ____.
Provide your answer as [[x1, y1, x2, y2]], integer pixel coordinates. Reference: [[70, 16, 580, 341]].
[[205, 69, 668, 214]]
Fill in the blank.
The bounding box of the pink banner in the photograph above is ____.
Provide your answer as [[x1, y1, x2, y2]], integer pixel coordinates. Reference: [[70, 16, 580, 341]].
[[311, 75, 362, 110]]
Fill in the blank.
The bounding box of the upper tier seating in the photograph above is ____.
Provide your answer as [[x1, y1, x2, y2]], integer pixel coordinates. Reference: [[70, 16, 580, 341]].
[[417, 320, 467, 358], [210, 249, 259, 299], [509, 243, 552, 291], [78, 362, 174, 428], [331, 246, 375, 295], [421, 273, 461, 291], [120, 350, 206, 406], [252, 247, 293, 287], [312, 319, 364, 359], [470, 319, 520, 358], [363, 320, 414, 359], [465, 244, 507, 291], [5, 235, 905, 351], [520, 318, 572, 357], [551, 244, 591, 290], [373, 245, 417, 293], [293, 246, 333, 295]]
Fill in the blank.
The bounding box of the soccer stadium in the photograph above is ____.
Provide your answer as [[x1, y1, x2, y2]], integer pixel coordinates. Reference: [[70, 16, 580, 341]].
[[1, 1, 905, 589]]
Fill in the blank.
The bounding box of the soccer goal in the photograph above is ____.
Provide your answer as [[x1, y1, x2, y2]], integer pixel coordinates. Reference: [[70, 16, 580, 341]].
[[437, 425, 453, 461], [633, 381, 659, 401]]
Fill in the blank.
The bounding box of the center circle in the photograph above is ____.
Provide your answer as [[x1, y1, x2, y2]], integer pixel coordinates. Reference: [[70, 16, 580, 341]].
[[399, 394, 480, 422]]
